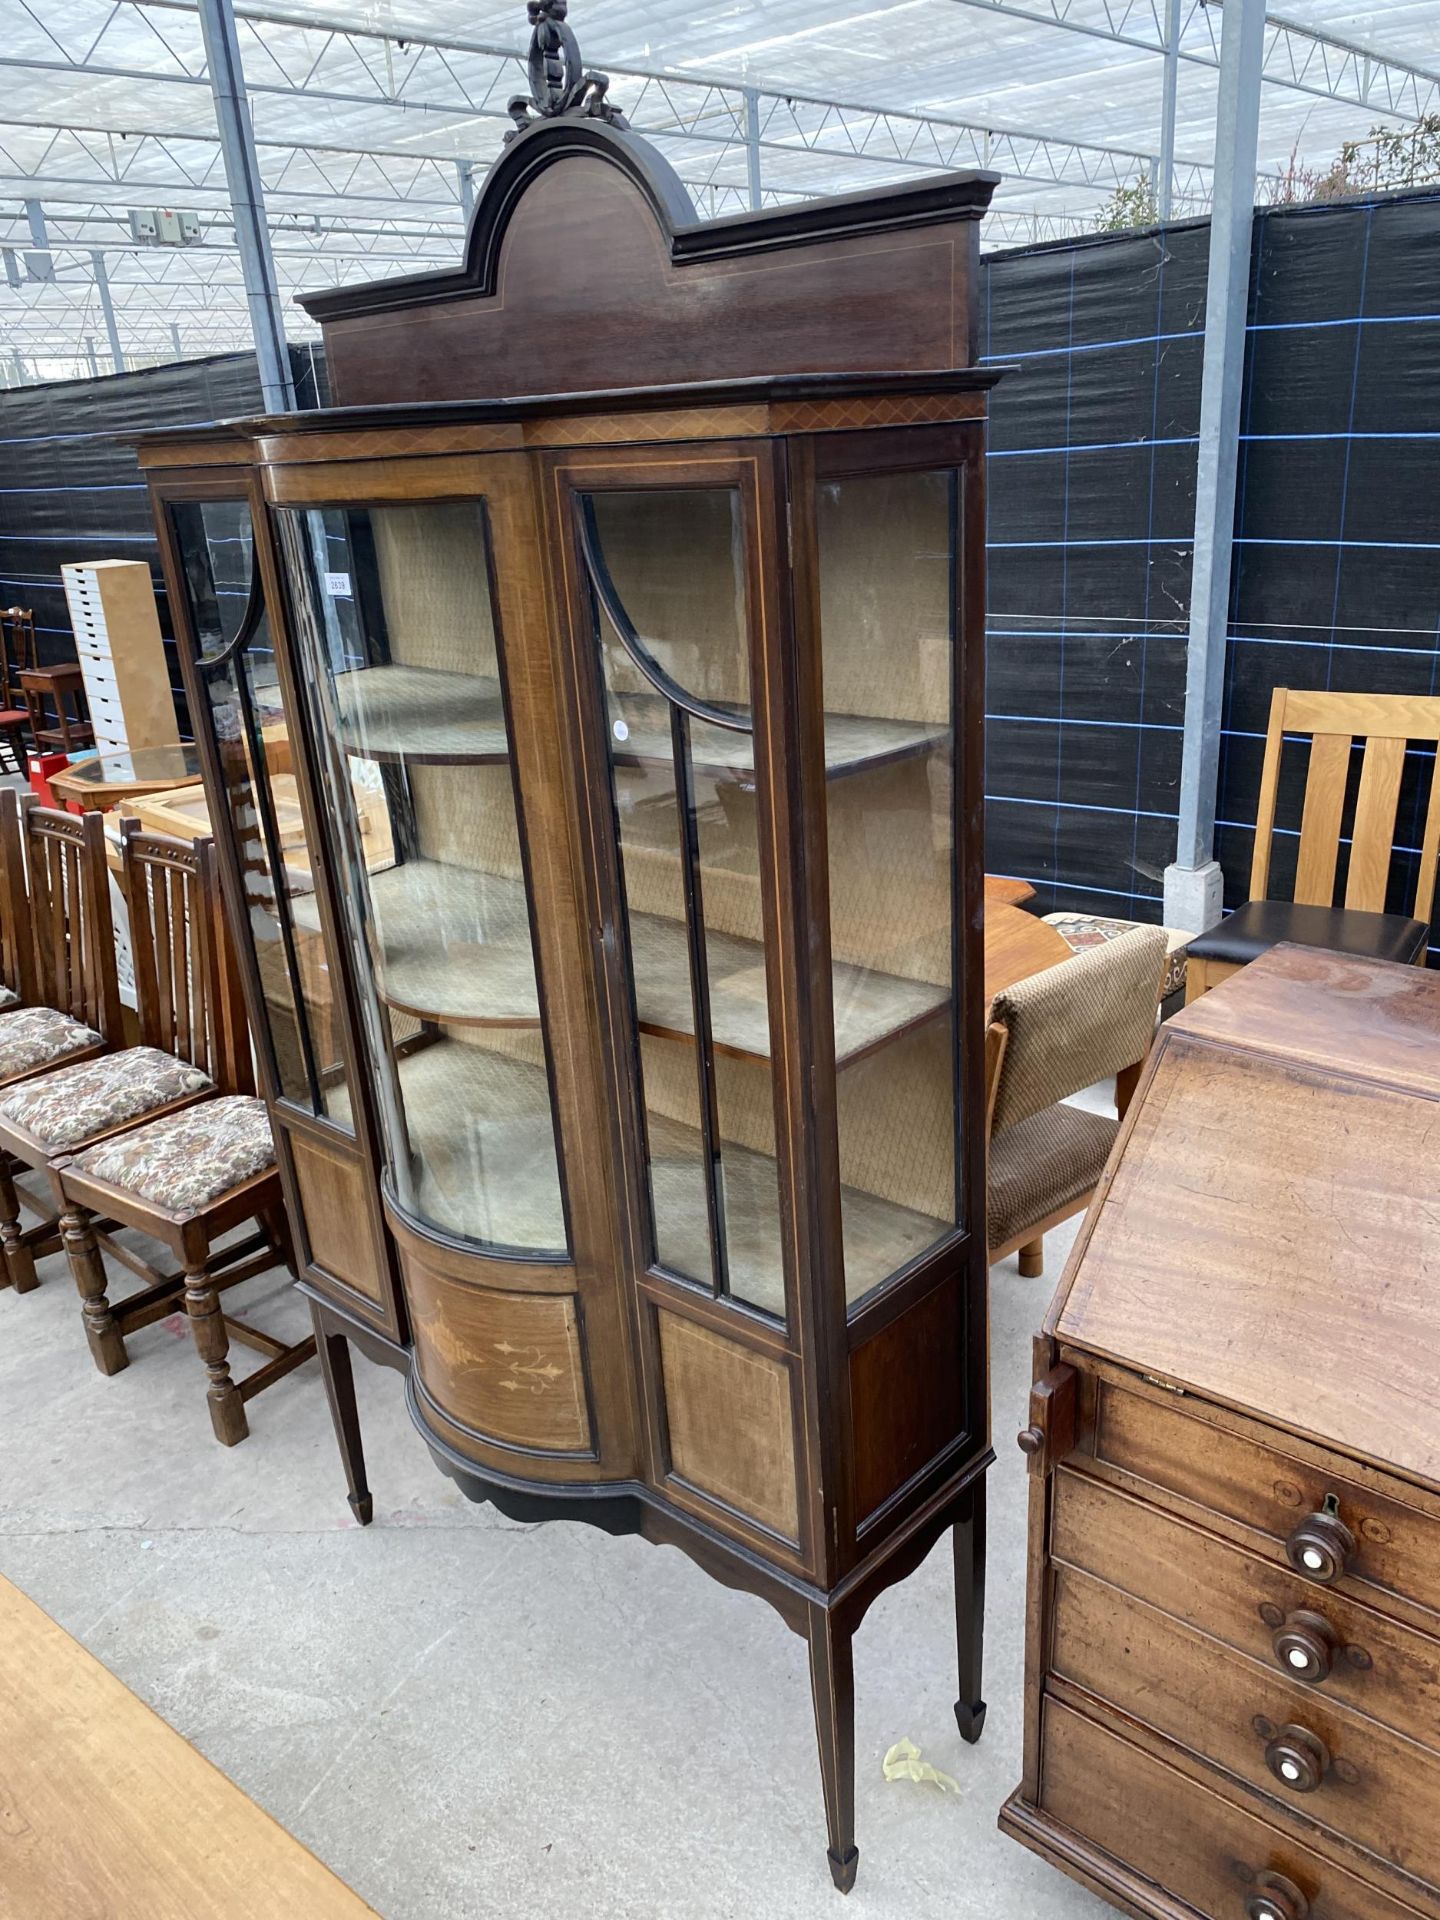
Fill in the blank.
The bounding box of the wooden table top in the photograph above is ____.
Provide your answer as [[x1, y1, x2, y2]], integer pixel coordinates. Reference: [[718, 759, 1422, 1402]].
[[49, 746, 203, 812], [983, 878, 1073, 1001], [0, 1574, 378, 1920]]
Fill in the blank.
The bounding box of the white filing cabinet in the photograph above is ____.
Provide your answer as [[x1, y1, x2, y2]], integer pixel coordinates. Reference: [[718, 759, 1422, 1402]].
[[60, 560, 180, 755]]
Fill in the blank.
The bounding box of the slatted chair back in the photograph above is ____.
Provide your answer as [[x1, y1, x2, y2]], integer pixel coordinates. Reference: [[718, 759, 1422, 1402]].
[[1252, 689, 1440, 922], [0, 607, 37, 709], [120, 821, 254, 1096], [0, 790, 38, 1006], [24, 805, 124, 1043]]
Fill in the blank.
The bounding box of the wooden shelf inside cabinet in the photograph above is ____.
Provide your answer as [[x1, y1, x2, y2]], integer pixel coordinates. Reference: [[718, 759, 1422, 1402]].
[[316, 855, 947, 1061], [365, 862, 540, 1027], [608, 691, 946, 781], [632, 908, 947, 1065], [334, 664, 511, 763], [333, 1036, 567, 1252], [647, 1111, 946, 1314]]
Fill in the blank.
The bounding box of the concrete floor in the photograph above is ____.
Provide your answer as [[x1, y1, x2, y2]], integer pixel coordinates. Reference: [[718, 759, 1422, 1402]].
[[0, 1163, 1113, 1920]]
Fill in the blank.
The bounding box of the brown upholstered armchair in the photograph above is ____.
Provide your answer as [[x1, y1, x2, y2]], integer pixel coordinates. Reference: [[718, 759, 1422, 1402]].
[[986, 924, 1168, 1278]]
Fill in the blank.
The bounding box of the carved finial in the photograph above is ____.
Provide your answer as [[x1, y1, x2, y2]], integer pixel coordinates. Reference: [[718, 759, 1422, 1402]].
[[505, 0, 630, 142]]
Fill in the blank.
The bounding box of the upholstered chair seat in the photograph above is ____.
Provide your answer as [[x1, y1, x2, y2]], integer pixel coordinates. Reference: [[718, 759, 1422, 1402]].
[[987, 1103, 1119, 1253], [72, 1096, 276, 1219], [0, 1006, 101, 1081], [0, 1046, 212, 1152], [0, 986, 19, 1012]]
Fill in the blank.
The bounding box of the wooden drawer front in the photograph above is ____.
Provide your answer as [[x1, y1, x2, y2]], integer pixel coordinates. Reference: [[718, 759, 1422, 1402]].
[[1093, 1381, 1440, 1622], [1053, 1470, 1440, 1756], [1051, 1566, 1440, 1897], [1040, 1700, 1430, 1920]]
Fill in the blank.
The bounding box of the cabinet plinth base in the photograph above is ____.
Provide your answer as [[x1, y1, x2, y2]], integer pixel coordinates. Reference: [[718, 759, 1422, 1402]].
[[999, 1793, 1186, 1920]]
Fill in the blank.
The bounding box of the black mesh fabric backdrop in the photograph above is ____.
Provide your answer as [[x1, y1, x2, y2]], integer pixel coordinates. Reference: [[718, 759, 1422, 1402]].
[[0, 346, 326, 690], [2, 198, 1438, 950], [982, 183, 1440, 957]]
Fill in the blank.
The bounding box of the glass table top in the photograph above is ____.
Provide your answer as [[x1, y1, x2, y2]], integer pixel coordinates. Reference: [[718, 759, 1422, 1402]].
[[60, 744, 202, 789]]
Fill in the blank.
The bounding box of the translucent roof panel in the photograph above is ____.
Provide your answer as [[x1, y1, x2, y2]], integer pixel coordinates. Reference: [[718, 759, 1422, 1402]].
[[3, 0, 1438, 377]]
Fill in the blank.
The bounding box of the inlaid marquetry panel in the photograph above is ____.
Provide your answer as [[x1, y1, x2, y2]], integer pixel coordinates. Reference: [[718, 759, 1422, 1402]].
[[657, 1310, 799, 1541], [405, 1254, 591, 1454], [289, 1128, 384, 1307]]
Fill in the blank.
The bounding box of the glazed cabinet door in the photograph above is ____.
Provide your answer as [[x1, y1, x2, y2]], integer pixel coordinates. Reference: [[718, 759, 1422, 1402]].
[[789, 423, 989, 1562], [156, 483, 405, 1340], [548, 443, 819, 1569], [271, 453, 633, 1482]]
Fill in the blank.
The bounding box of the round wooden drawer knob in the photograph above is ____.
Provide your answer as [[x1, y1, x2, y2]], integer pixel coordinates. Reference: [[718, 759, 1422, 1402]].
[[1245, 1872, 1310, 1920], [1017, 1426, 1045, 1457], [1264, 1724, 1331, 1794], [1272, 1610, 1340, 1683], [1285, 1508, 1355, 1585]]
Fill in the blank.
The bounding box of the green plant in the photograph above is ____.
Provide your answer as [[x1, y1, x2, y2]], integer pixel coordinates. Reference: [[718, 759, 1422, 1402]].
[[1267, 114, 1440, 207], [1093, 175, 1159, 233]]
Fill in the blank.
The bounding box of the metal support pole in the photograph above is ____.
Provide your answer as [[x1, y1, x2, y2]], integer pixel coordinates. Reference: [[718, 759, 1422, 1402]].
[[1158, 0, 1181, 223], [90, 251, 126, 373], [197, 0, 295, 411], [170, 322, 184, 360], [743, 89, 763, 212], [83, 335, 100, 379], [21, 198, 53, 282], [456, 159, 477, 222], [10, 352, 26, 387], [1163, 0, 1266, 933]]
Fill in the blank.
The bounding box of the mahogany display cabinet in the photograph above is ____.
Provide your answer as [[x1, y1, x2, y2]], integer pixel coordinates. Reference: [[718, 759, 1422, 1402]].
[[138, 95, 1000, 1889]]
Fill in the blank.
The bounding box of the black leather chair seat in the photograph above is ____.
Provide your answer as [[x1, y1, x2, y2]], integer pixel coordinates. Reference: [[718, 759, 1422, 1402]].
[[1187, 898, 1430, 969]]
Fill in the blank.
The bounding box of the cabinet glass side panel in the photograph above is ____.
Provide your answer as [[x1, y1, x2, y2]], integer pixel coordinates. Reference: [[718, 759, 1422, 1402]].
[[169, 498, 350, 1125], [815, 469, 961, 1313], [279, 501, 569, 1258], [581, 488, 785, 1325]]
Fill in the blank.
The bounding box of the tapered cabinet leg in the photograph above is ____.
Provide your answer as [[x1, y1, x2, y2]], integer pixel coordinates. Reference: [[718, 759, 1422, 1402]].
[[953, 1477, 987, 1744], [61, 1207, 127, 1374], [1, 1160, 37, 1293], [184, 1264, 248, 1446], [313, 1310, 373, 1526], [806, 1603, 857, 1893]]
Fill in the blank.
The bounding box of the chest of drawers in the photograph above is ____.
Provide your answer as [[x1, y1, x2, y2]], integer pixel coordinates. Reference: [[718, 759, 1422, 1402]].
[[61, 559, 179, 755], [1003, 944, 1440, 1920]]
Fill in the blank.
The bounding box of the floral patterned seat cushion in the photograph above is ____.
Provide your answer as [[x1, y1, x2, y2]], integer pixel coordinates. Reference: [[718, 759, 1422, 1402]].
[[0, 986, 18, 1011], [73, 1095, 276, 1218], [0, 1006, 102, 1081], [0, 1046, 213, 1151]]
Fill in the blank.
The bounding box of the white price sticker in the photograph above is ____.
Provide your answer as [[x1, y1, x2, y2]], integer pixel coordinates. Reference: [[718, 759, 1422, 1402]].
[[324, 571, 353, 598]]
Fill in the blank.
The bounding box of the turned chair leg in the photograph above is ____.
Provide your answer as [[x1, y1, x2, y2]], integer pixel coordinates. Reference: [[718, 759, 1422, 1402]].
[[953, 1477, 987, 1743], [184, 1262, 248, 1446], [0, 1158, 38, 1293], [314, 1311, 373, 1526], [1017, 1235, 1044, 1279], [60, 1206, 127, 1374], [806, 1603, 857, 1893]]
